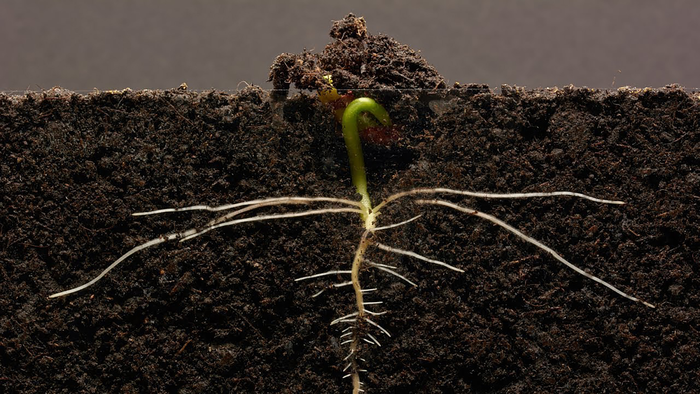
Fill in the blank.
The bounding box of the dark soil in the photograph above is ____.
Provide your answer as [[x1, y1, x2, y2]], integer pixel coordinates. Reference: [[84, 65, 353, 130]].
[[2, 14, 699, 394], [269, 13, 446, 92]]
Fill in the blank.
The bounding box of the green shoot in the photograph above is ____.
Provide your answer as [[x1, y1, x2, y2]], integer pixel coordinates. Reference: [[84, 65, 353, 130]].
[[341, 97, 392, 222]]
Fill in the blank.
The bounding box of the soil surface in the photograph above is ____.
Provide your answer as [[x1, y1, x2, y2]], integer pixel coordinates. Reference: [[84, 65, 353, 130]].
[[2, 14, 699, 394]]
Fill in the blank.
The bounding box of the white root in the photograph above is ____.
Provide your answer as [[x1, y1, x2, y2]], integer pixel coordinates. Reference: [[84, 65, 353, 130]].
[[376, 187, 625, 210], [374, 242, 464, 273], [416, 198, 655, 308], [331, 312, 360, 326], [295, 270, 352, 282], [367, 262, 417, 287], [49, 235, 177, 299], [49, 201, 360, 299], [180, 207, 361, 242], [362, 309, 387, 316], [133, 196, 362, 216], [366, 333, 381, 347], [372, 214, 422, 231], [364, 317, 391, 337]]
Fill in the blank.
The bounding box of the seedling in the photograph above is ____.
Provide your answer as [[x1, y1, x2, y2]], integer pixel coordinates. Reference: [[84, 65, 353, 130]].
[[50, 96, 654, 393]]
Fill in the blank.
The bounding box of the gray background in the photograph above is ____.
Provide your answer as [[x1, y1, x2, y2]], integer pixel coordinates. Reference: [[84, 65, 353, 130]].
[[2, 0, 699, 92]]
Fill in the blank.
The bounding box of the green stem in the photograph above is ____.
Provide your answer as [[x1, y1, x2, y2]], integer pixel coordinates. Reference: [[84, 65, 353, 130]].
[[341, 97, 392, 220]]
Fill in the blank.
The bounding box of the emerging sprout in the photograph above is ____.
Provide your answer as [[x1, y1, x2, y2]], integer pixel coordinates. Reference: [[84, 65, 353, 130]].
[[340, 97, 392, 221], [318, 75, 342, 105]]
